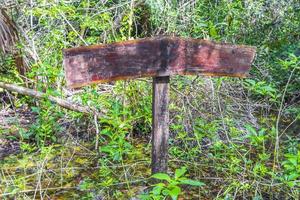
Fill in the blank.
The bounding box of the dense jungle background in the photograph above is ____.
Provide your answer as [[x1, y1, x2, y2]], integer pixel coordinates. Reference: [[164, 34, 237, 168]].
[[0, 0, 299, 199]]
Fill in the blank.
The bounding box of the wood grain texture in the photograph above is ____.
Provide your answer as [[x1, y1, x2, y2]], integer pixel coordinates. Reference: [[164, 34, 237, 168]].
[[63, 37, 256, 88], [151, 76, 170, 174]]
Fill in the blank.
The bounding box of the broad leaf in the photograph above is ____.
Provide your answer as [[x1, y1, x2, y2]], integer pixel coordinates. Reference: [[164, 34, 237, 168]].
[[169, 186, 181, 200], [175, 167, 187, 179], [151, 173, 171, 182], [179, 179, 205, 186], [287, 173, 300, 181], [152, 185, 164, 195]]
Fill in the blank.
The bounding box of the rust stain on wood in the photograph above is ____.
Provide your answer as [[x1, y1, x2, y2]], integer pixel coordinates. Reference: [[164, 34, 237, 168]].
[[63, 37, 256, 88]]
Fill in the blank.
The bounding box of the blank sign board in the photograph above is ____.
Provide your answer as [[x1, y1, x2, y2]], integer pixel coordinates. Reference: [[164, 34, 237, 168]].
[[63, 37, 256, 88]]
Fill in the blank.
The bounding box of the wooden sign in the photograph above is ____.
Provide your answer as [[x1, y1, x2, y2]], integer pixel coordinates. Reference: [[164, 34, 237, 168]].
[[63, 36, 256, 174], [63, 37, 255, 88]]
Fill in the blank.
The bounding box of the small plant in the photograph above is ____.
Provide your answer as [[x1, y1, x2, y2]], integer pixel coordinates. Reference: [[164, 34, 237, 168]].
[[99, 101, 133, 161], [22, 101, 63, 146], [140, 167, 205, 200], [281, 151, 300, 187], [245, 125, 268, 147]]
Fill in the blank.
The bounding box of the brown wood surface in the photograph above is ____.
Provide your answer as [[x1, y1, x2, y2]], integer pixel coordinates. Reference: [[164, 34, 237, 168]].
[[63, 37, 256, 88], [151, 76, 170, 174]]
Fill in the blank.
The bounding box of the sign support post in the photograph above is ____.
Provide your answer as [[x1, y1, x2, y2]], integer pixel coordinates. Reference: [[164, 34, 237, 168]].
[[152, 76, 170, 174]]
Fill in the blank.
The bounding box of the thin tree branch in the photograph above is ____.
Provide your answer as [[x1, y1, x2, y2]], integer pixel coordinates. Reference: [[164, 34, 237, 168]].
[[0, 82, 100, 116]]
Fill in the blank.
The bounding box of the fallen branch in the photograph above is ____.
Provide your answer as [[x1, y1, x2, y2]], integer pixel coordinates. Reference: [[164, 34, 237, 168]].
[[0, 82, 99, 116]]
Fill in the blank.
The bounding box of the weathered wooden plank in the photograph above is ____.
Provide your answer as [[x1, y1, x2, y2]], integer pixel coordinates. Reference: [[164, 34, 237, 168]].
[[152, 76, 170, 174], [63, 37, 256, 88]]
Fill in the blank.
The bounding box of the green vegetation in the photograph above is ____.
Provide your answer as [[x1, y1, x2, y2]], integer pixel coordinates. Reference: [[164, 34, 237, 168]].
[[0, 0, 299, 199], [140, 167, 205, 200]]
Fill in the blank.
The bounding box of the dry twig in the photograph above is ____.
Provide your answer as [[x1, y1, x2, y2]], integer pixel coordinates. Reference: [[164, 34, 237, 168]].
[[0, 82, 100, 116]]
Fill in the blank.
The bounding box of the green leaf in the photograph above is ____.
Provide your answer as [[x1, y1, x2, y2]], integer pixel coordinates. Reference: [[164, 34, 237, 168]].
[[179, 179, 205, 186], [138, 194, 152, 200], [175, 167, 187, 179], [152, 185, 164, 195], [245, 124, 257, 136], [31, 106, 40, 113], [151, 173, 171, 182], [287, 181, 296, 187], [209, 22, 218, 38], [162, 188, 170, 196], [169, 186, 181, 200], [287, 173, 300, 181]]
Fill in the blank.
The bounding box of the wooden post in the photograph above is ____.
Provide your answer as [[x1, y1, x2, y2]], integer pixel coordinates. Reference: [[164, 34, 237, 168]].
[[63, 36, 256, 176], [152, 76, 170, 174]]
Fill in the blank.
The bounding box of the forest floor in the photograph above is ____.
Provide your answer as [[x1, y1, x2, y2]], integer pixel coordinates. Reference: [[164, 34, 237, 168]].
[[1, 104, 299, 199]]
